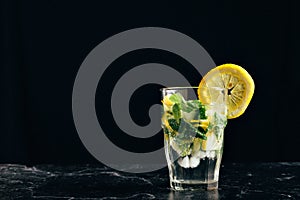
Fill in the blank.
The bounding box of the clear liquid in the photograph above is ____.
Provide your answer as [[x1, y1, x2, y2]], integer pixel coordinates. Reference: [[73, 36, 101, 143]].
[[166, 144, 223, 190]]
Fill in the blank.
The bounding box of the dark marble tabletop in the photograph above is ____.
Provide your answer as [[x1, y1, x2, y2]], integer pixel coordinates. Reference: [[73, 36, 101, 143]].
[[0, 162, 299, 200]]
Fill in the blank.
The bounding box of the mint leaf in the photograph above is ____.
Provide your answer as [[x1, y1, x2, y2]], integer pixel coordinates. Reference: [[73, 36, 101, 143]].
[[207, 112, 227, 139], [172, 103, 181, 121], [177, 119, 207, 140], [168, 119, 180, 131], [169, 93, 184, 104], [213, 112, 227, 127], [163, 127, 176, 137], [163, 127, 170, 135], [195, 131, 207, 140], [190, 100, 202, 107], [197, 126, 208, 135], [188, 100, 207, 119]]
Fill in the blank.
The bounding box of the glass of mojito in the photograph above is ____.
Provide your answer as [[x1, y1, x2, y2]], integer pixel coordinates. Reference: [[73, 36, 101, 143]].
[[161, 87, 227, 191], [161, 63, 255, 191]]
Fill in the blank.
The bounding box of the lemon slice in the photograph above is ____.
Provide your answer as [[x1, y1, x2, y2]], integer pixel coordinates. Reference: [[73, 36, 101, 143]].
[[198, 63, 255, 119]]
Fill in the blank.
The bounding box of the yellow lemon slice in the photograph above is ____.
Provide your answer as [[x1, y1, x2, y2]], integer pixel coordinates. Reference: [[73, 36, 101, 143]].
[[198, 64, 255, 119]]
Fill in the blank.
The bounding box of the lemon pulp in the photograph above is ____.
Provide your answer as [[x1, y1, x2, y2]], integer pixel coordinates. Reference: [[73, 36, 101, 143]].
[[198, 63, 255, 119]]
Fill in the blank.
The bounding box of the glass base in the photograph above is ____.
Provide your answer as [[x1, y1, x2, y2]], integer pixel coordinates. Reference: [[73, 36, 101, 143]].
[[170, 180, 218, 191]]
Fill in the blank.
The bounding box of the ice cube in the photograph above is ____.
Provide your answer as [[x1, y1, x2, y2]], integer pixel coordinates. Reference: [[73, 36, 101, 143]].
[[181, 110, 196, 121], [191, 149, 200, 158], [189, 156, 200, 168], [170, 139, 182, 155], [199, 150, 206, 159], [206, 133, 217, 150], [192, 150, 206, 159], [207, 150, 216, 158], [178, 156, 190, 168]]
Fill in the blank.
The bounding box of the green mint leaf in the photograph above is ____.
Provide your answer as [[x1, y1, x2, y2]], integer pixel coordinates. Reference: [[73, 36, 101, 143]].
[[213, 112, 227, 127], [169, 93, 184, 104], [199, 105, 207, 119], [163, 127, 170, 135], [172, 103, 181, 121], [168, 119, 180, 131], [187, 100, 207, 119], [197, 126, 208, 135], [163, 127, 176, 137], [176, 118, 207, 140], [190, 100, 201, 106], [195, 132, 207, 140]]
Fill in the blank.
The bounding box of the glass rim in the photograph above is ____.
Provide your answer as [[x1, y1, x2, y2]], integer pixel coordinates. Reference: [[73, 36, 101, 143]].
[[160, 86, 198, 91], [160, 86, 225, 91]]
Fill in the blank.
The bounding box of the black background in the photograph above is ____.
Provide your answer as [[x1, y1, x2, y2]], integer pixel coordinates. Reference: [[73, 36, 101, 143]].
[[0, 0, 299, 165]]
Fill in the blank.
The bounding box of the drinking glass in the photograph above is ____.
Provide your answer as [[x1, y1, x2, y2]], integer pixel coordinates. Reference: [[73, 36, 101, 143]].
[[161, 87, 227, 190]]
